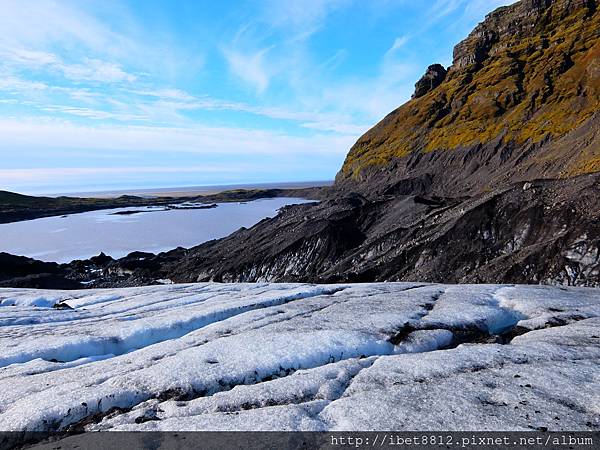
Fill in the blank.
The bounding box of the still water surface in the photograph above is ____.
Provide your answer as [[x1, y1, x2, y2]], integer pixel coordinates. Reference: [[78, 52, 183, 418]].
[[0, 197, 312, 263]]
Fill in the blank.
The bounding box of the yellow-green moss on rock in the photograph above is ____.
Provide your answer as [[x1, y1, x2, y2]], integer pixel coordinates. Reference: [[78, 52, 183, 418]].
[[338, 0, 600, 185]]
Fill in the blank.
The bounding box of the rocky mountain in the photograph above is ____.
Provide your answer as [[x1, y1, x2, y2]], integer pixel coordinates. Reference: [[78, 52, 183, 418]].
[[1, 0, 599, 289], [129, 173, 597, 286], [124, 0, 596, 288], [336, 0, 600, 198]]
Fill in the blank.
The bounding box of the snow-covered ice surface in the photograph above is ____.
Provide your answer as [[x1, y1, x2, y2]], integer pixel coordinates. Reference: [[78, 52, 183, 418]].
[[0, 282, 599, 432]]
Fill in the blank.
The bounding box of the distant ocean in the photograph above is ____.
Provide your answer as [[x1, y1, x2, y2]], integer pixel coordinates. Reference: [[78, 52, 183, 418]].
[[52, 180, 333, 198]]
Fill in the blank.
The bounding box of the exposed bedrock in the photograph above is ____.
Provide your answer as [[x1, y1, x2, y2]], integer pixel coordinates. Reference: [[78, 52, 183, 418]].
[[412, 64, 447, 99], [156, 174, 600, 286]]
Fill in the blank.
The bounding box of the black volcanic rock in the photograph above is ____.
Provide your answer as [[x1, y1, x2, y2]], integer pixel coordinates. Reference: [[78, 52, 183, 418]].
[[89, 252, 113, 266], [147, 173, 600, 287], [412, 64, 447, 98], [0, 252, 60, 278], [0, 273, 83, 290], [0, 253, 84, 289]]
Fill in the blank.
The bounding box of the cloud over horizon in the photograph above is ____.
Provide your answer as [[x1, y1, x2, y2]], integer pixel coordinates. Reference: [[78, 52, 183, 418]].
[[0, 0, 517, 194]]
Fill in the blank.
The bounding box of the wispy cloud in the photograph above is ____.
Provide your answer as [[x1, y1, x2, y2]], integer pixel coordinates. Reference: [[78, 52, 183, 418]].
[[59, 58, 137, 83], [222, 47, 272, 94], [0, 118, 355, 156], [0, 165, 246, 182], [1, 48, 58, 66], [260, 0, 351, 40], [0, 76, 48, 92], [0, 165, 254, 195], [0, 70, 367, 133], [0, 0, 521, 193], [388, 36, 409, 54], [0, 0, 136, 58], [38, 105, 147, 122], [0, 117, 353, 193], [1, 47, 137, 84], [317, 49, 349, 72], [125, 88, 196, 102]]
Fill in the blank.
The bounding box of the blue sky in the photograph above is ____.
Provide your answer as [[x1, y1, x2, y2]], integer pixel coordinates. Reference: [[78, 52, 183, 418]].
[[0, 0, 515, 194]]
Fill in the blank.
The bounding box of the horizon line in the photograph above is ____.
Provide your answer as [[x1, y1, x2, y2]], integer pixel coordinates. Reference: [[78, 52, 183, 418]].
[[37, 179, 334, 198]]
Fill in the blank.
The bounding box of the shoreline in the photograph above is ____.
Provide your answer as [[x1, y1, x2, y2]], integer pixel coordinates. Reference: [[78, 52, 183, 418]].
[[0, 184, 331, 225]]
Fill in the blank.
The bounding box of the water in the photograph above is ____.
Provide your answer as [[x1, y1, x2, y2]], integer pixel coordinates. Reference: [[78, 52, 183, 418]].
[[0, 198, 313, 263]]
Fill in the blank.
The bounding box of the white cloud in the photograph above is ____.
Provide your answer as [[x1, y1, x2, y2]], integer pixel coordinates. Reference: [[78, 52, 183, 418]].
[[0, 118, 356, 156], [1, 47, 137, 85], [126, 88, 195, 101], [59, 58, 137, 83], [301, 121, 369, 134], [61, 87, 102, 103], [39, 105, 147, 122], [222, 47, 272, 94], [0, 0, 388, 137], [318, 49, 349, 72], [0, 76, 48, 92], [0, 165, 255, 194], [219, 0, 352, 97], [0, 71, 368, 133], [1, 47, 59, 66], [303, 52, 420, 123], [0, 165, 245, 183], [0, 0, 133, 58], [388, 36, 409, 54], [260, 0, 351, 40]]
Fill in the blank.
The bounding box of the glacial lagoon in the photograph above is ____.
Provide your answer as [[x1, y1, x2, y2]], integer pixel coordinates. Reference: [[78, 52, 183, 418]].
[[0, 197, 313, 263]]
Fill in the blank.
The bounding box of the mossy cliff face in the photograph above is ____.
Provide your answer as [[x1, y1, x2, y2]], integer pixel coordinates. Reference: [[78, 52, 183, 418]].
[[337, 0, 600, 197]]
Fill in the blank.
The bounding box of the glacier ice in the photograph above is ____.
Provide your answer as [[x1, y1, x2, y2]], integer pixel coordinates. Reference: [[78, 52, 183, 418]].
[[0, 282, 598, 432]]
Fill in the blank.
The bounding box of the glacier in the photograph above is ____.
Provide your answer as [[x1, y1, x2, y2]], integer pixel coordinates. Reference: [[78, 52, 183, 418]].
[[0, 282, 598, 432]]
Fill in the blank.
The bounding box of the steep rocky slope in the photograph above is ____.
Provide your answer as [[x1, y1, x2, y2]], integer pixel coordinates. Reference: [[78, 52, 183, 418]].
[[35, 171, 597, 288], [337, 0, 600, 198], [147, 173, 599, 286]]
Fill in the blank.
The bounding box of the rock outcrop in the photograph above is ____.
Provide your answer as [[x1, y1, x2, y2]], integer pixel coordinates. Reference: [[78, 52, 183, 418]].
[[0, 253, 82, 289], [412, 64, 447, 99]]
